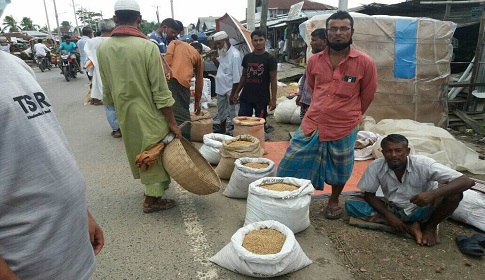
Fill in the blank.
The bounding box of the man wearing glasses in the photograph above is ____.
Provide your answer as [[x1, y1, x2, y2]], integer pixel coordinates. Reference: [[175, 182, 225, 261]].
[[277, 11, 378, 220]]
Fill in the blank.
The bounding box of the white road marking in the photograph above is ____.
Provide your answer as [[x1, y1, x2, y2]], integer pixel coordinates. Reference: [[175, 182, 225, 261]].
[[173, 182, 219, 279]]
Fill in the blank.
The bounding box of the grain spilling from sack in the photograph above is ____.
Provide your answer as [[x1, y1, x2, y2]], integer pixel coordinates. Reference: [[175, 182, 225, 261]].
[[242, 229, 286, 255], [243, 162, 269, 169], [228, 140, 252, 147], [261, 183, 299, 192]]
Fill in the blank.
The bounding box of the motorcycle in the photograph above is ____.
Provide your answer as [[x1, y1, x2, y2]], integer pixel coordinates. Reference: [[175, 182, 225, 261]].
[[50, 49, 58, 67], [60, 50, 77, 82], [35, 53, 51, 72]]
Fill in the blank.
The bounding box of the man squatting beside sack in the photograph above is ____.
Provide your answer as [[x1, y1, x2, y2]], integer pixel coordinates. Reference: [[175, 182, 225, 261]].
[[277, 11, 378, 219], [346, 134, 475, 246]]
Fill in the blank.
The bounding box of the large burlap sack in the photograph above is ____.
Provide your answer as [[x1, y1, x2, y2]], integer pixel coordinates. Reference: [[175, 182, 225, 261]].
[[450, 189, 485, 231], [245, 177, 314, 233], [223, 158, 276, 198], [199, 133, 233, 165], [190, 110, 213, 142], [233, 116, 266, 152], [215, 135, 263, 180], [210, 220, 312, 278]]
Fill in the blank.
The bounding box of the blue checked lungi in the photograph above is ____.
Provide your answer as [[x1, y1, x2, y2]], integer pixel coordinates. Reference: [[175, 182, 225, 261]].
[[276, 127, 358, 190], [345, 196, 433, 223]]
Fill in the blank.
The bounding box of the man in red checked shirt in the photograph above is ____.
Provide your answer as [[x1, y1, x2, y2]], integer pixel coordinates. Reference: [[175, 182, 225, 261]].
[[277, 10, 378, 220]]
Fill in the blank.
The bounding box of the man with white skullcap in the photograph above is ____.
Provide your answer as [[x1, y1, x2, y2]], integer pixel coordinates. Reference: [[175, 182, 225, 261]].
[[209, 31, 242, 134], [98, 0, 182, 213], [0, 1, 104, 279]]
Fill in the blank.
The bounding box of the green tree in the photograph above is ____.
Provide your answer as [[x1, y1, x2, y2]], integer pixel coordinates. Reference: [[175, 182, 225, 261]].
[[2, 15, 20, 32], [61, 21, 71, 28], [76, 8, 102, 33], [140, 20, 158, 36], [20, 17, 40, 31]]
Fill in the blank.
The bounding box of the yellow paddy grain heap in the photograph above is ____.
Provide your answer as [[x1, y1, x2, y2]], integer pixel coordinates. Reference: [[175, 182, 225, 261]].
[[242, 229, 286, 254], [260, 183, 299, 191], [243, 162, 270, 169]]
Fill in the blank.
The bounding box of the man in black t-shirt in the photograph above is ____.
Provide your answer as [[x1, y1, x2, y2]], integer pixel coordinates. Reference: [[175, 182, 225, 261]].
[[232, 30, 277, 122]]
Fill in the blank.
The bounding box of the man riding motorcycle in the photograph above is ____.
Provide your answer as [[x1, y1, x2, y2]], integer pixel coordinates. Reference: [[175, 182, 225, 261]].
[[33, 39, 51, 68], [58, 35, 83, 74]]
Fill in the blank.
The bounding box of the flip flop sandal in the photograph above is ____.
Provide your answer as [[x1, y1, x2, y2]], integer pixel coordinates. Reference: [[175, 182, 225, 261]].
[[471, 233, 485, 248], [143, 199, 176, 213], [455, 235, 485, 257], [325, 205, 343, 220]]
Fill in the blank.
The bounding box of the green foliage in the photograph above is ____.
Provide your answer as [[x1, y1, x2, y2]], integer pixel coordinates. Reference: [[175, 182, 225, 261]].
[[140, 20, 158, 36], [76, 8, 103, 32], [61, 21, 71, 28], [2, 15, 20, 32], [20, 17, 40, 31]]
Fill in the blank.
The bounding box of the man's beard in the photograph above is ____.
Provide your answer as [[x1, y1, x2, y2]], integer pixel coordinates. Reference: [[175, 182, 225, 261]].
[[326, 37, 352, 51], [218, 42, 228, 57], [312, 47, 324, 54], [387, 161, 406, 171]]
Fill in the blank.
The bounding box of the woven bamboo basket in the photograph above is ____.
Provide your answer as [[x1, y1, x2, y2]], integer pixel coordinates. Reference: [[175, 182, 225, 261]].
[[162, 137, 221, 195]]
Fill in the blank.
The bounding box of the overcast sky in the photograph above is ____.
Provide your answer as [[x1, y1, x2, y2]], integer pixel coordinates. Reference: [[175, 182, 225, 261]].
[[1, 0, 403, 30]]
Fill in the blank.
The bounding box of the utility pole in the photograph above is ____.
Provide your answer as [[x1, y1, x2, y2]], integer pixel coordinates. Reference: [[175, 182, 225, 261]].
[[52, 0, 61, 39], [247, 0, 256, 32], [170, 0, 174, 18], [156, 6, 160, 24], [338, 0, 349, 11], [42, 0, 53, 41], [71, 0, 80, 36], [260, 0, 268, 35]]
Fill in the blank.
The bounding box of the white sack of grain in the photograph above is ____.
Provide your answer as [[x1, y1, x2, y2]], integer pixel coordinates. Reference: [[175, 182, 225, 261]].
[[210, 220, 312, 278], [245, 177, 314, 233], [199, 133, 234, 165], [223, 158, 276, 198]]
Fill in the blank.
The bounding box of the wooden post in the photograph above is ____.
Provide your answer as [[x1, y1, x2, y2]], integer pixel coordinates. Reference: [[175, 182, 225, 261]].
[[468, 10, 485, 110]]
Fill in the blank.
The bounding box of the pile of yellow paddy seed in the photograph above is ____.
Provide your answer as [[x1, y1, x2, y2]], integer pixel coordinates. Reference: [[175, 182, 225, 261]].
[[227, 140, 252, 147], [242, 229, 286, 254], [260, 183, 299, 191], [243, 162, 269, 169]]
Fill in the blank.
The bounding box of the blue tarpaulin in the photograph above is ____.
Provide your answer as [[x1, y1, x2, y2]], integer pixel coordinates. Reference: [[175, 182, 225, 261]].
[[394, 19, 417, 79]]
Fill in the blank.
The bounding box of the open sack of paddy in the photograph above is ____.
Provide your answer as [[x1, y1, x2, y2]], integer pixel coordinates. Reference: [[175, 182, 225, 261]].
[[214, 134, 264, 180], [232, 116, 266, 152], [245, 177, 314, 233], [199, 133, 234, 165], [162, 137, 220, 195], [209, 220, 312, 278], [223, 157, 276, 198], [190, 110, 213, 142]]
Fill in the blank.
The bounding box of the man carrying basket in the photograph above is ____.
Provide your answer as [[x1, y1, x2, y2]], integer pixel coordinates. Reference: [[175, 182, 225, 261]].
[[98, 0, 182, 213]]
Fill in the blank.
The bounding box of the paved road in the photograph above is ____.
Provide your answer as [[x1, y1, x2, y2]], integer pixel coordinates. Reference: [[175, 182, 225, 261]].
[[34, 67, 353, 280]]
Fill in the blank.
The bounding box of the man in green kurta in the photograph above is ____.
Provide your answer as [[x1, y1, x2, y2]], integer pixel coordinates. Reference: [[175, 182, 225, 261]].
[[98, 0, 182, 213]]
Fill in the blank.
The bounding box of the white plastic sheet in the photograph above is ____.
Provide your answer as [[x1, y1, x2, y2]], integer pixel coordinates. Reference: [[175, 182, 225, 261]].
[[363, 118, 485, 174]]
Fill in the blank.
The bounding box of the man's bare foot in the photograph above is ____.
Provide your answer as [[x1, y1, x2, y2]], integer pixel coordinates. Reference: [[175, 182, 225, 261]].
[[405, 222, 423, 245], [421, 224, 439, 246]]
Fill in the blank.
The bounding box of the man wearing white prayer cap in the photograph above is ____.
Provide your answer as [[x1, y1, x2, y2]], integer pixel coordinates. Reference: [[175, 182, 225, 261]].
[[97, 0, 182, 213], [114, 0, 140, 11], [210, 30, 242, 134]]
